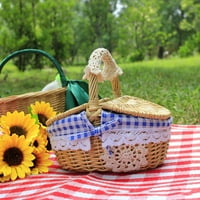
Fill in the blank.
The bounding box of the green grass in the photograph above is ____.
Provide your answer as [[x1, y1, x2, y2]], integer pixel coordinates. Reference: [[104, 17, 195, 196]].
[[0, 56, 200, 124]]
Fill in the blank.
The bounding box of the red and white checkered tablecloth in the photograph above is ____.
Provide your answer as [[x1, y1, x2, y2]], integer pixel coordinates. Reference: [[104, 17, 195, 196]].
[[1, 124, 200, 200]]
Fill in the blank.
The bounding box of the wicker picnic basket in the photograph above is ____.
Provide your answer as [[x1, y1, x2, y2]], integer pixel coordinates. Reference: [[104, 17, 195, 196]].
[[0, 49, 67, 116], [46, 48, 172, 173]]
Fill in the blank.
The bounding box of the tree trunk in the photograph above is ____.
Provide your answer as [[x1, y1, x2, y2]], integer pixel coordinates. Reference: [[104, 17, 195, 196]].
[[158, 46, 164, 59]]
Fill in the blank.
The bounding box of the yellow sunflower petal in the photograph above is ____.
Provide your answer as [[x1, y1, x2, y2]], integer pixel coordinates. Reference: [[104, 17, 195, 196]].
[[10, 168, 17, 181], [39, 166, 48, 173], [22, 164, 31, 174], [16, 166, 26, 179], [23, 160, 34, 167], [1, 165, 11, 176]]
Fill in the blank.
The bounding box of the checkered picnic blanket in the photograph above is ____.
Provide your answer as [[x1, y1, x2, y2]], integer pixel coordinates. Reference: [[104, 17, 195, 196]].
[[1, 124, 200, 200]]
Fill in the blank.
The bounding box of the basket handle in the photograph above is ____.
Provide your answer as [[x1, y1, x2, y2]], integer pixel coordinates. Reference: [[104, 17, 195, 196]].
[[83, 48, 123, 124], [0, 49, 68, 87]]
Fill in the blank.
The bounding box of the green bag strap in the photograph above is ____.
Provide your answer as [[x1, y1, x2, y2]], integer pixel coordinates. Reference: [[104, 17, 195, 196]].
[[0, 49, 68, 87]]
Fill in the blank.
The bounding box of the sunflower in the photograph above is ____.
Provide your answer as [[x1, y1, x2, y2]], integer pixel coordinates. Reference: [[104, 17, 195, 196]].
[[0, 111, 39, 143], [30, 150, 52, 175], [0, 134, 35, 181], [31, 133, 47, 153], [30, 101, 56, 127], [30, 101, 56, 150]]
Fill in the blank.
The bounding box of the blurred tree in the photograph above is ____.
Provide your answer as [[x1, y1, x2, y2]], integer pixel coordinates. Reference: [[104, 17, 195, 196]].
[[157, 0, 190, 57], [37, 0, 76, 65], [0, 0, 76, 69], [81, 0, 118, 58], [178, 0, 200, 56], [0, 0, 40, 70], [180, 0, 200, 32], [117, 0, 161, 61], [0, 0, 199, 67]]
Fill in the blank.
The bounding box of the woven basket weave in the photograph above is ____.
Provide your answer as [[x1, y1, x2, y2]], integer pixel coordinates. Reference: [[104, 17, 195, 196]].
[[47, 48, 172, 173], [0, 49, 67, 116]]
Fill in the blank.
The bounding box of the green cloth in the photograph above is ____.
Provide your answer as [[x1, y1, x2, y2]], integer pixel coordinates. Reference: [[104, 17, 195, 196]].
[[65, 80, 89, 110], [55, 74, 89, 110]]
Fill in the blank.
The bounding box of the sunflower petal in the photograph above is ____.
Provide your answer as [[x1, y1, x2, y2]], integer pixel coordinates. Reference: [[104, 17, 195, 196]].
[[10, 168, 17, 181], [16, 166, 26, 179], [2, 165, 11, 176]]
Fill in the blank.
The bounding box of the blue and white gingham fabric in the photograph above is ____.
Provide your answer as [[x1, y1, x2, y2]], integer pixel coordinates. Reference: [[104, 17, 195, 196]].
[[47, 111, 120, 141], [101, 110, 172, 128], [47, 110, 172, 141]]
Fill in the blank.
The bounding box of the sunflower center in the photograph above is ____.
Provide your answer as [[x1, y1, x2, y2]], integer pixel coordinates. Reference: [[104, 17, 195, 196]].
[[3, 147, 23, 166], [46, 137, 52, 151], [10, 126, 26, 136], [33, 140, 39, 147], [38, 114, 48, 126]]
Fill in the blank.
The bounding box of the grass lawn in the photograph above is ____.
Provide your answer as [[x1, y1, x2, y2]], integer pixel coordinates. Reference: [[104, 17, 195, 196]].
[[0, 55, 199, 125]]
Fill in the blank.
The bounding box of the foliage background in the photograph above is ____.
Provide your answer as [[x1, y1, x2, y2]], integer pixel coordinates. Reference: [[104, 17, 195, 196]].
[[0, 0, 200, 69]]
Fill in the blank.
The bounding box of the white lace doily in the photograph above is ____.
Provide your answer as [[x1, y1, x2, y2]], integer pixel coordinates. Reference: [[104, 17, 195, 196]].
[[101, 144, 148, 172], [83, 48, 123, 82]]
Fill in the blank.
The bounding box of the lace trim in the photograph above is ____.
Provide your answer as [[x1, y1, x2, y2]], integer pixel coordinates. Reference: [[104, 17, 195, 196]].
[[50, 127, 170, 152], [101, 144, 148, 172], [101, 127, 171, 148], [49, 135, 91, 151]]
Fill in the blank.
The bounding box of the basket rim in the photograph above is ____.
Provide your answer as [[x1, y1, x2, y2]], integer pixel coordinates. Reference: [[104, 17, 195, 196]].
[[0, 88, 66, 103], [46, 103, 87, 126]]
